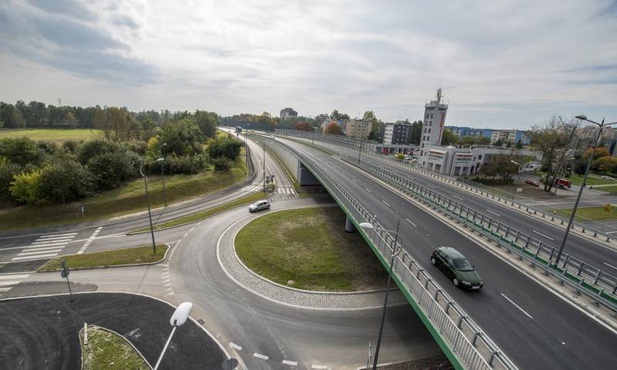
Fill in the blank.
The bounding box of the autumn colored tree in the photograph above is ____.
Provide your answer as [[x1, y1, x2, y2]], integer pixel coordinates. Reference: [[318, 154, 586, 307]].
[[296, 121, 311, 131], [324, 121, 343, 135]]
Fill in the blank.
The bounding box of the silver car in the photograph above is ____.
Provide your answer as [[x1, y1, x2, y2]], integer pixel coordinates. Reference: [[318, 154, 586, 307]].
[[249, 200, 270, 213]]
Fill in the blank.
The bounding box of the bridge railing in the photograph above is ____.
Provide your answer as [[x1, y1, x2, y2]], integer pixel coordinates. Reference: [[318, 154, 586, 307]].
[[346, 155, 617, 311], [278, 143, 519, 370]]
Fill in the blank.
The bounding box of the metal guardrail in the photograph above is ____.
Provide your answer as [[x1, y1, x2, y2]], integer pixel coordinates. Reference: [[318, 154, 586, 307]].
[[276, 127, 617, 243], [274, 128, 617, 310], [275, 141, 518, 370], [349, 156, 617, 311]]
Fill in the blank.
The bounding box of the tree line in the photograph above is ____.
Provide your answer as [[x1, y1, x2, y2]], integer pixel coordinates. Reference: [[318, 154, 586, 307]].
[[0, 110, 244, 206]]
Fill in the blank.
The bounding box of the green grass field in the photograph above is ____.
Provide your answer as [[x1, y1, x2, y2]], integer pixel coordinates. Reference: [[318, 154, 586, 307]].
[[0, 128, 104, 142], [235, 207, 388, 291]]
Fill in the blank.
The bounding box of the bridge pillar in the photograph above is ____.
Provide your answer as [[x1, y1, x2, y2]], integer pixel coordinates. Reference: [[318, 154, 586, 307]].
[[345, 216, 356, 233]]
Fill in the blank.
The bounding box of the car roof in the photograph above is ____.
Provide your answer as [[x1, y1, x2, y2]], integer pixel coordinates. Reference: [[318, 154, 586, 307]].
[[437, 246, 467, 259]]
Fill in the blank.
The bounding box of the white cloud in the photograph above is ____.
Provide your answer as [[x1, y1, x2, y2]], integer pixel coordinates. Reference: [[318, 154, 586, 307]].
[[1, 0, 616, 129]]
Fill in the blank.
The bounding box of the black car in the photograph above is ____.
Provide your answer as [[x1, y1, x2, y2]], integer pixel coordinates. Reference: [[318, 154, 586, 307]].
[[431, 247, 483, 290]]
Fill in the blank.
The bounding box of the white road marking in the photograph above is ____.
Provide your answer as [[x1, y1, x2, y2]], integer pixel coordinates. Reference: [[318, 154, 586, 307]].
[[485, 209, 501, 217], [253, 353, 269, 360], [604, 262, 617, 271], [230, 342, 242, 350], [405, 218, 417, 227], [452, 195, 463, 200], [365, 187, 372, 193], [39, 233, 77, 239], [16, 248, 63, 256], [78, 227, 102, 254], [282, 360, 298, 366], [352, 178, 358, 183], [532, 230, 554, 241], [12, 253, 59, 261], [501, 293, 533, 319], [382, 200, 391, 207], [311, 365, 328, 369]]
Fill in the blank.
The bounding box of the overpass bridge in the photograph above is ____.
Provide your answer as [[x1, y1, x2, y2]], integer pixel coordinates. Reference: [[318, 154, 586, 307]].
[[240, 127, 617, 370]]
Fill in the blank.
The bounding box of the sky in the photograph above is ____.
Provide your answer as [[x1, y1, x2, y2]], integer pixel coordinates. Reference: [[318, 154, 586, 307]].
[[1, 0, 616, 130]]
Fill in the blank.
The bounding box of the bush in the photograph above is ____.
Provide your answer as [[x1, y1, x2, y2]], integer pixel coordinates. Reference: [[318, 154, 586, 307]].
[[165, 153, 209, 174], [212, 156, 232, 171]]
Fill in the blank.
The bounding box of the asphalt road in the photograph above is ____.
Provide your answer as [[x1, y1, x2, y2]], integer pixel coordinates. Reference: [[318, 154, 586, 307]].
[[281, 136, 617, 369], [0, 293, 227, 370]]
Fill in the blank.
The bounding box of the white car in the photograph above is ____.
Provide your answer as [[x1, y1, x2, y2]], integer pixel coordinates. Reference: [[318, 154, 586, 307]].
[[249, 200, 270, 213]]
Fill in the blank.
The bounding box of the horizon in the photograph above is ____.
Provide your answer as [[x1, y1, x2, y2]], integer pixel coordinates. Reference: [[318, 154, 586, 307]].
[[1, 0, 616, 131]]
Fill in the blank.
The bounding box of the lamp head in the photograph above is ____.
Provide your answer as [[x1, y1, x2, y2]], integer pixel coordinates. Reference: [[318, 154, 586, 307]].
[[358, 222, 374, 230], [156, 157, 165, 162], [575, 115, 587, 121]]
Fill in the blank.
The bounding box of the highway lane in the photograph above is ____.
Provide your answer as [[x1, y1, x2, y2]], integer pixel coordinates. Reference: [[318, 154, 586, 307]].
[[171, 200, 442, 369], [283, 138, 617, 369], [8, 197, 443, 369], [297, 137, 617, 282]]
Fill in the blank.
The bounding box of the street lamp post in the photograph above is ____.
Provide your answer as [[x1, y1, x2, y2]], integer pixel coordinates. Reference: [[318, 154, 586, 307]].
[[359, 220, 402, 370], [140, 158, 165, 255], [153, 302, 193, 370], [160, 144, 167, 207], [263, 142, 266, 193], [554, 115, 617, 266], [510, 160, 523, 201]]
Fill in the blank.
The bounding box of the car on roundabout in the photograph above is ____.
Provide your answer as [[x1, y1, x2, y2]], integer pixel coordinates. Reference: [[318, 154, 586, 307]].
[[249, 199, 270, 213], [430, 246, 483, 290]]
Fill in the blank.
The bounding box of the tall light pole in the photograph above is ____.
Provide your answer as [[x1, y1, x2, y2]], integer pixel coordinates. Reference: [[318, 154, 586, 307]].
[[160, 143, 168, 207], [154, 302, 193, 370], [359, 220, 402, 370], [510, 160, 522, 201], [554, 115, 617, 266], [140, 158, 164, 255], [263, 142, 266, 193]]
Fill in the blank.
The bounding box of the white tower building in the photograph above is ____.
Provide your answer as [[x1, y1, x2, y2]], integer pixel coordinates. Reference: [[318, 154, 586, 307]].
[[419, 88, 448, 160]]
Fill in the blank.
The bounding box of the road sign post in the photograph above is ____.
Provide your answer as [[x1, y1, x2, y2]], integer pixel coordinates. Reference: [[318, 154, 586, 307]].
[[60, 260, 72, 299]]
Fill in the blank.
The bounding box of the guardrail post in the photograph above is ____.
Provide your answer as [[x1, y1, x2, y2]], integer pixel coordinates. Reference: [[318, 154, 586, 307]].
[[457, 315, 467, 329], [472, 331, 482, 346]]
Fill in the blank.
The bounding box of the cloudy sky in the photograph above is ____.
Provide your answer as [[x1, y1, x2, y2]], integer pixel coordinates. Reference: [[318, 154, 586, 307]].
[[1, 0, 616, 130]]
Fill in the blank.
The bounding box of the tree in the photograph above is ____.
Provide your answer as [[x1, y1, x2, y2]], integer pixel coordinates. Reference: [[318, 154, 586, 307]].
[[296, 121, 311, 131], [207, 136, 243, 160], [410, 120, 423, 145], [9, 169, 44, 205], [441, 129, 458, 146], [38, 159, 93, 203], [0, 137, 46, 166], [195, 110, 219, 139], [529, 116, 579, 193], [324, 121, 343, 135], [594, 156, 617, 174], [0, 103, 25, 128], [159, 117, 204, 156], [86, 150, 140, 191]]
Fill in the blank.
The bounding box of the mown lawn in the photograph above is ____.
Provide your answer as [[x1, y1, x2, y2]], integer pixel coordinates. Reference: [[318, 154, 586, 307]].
[[0, 128, 104, 143], [235, 207, 389, 291]]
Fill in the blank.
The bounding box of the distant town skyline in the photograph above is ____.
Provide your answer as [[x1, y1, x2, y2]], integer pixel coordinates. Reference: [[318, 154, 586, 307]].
[[1, 0, 616, 130]]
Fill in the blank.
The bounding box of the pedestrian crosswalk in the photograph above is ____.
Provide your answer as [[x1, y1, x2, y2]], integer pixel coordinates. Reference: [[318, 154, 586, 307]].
[[241, 184, 297, 199], [0, 273, 29, 296], [12, 232, 77, 262]]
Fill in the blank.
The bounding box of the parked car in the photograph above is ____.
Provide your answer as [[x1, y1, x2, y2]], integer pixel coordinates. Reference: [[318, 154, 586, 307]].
[[554, 178, 572, 189], [430, 247, 483, 290], [249, 199, 270, 213], [525, 179, 540, 187]]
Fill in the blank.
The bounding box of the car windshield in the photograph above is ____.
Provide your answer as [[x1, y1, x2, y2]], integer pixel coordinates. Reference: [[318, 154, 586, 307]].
[[453, 258, 474, 271]]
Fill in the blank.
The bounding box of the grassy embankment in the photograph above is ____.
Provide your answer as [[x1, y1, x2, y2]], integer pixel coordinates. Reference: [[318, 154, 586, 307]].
[[80, 326, 149, 370]]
